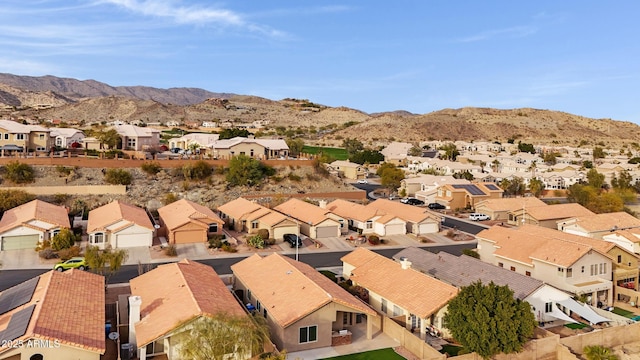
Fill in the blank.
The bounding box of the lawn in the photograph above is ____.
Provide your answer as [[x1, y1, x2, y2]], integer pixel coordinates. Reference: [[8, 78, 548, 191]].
[[302, 145, 348, 160], [612, 307, 635, 318], [565, 323, 588, 330], [321, 348, 406, 360]]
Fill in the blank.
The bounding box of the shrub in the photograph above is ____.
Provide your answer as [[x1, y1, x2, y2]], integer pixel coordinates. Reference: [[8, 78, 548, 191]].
[[462, 248, 480, 259], [141, 161, 162, 175], [264, 238, 276, 246], [165, 244, 177, 256], [208, 235, 226, 249], [287, 173, 302, 182], [247, 234, 265, 249], [51, 228, 79, 251], [368, 235, 380, 245], [39, 248, 58, 259], [104, 169, 132, 185], [57, 245, 81, 261], [257, 229, 269, 240], [182, 160, 213, 180], [55, 165, 73, 176], [163, 193, 179, 205], [0, 190, 36, 213], [221, 243, 237, 253], [4, 161, 35, 184]]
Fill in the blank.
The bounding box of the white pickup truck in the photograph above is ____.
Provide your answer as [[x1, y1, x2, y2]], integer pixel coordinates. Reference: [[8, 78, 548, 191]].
[[469, 213, 490, 221]]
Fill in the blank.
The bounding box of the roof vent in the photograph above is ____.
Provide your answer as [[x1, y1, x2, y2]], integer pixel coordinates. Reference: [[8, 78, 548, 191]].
[[400, 258, 412, 270]]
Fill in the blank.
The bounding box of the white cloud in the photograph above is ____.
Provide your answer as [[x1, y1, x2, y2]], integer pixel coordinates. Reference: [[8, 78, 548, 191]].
[[456, 25, 537, 43]]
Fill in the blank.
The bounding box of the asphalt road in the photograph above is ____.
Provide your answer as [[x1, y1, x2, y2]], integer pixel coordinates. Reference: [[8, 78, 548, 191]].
[[441, 216, 489, 235], [350, 181, 380, 200], [0, 243, 476, 291]]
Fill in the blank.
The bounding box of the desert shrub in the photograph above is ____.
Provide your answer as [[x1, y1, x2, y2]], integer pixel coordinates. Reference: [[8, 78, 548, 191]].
[[165, 244, 177, 256], [462, 248, 480, 259], [221, 243, 237, 253], [0, 190, 36, 214], [287, 173, 302, 182], [57, 245, 81, 261], [55, 165, 73, 176], [104, 169, 132, 185], [271, 175, 284, 183], [4, 161, 35, 184], [247, 234, 265, 249], [367, 235, 380, 245], [208, 235, 226, 249], [163, 193, 179, 205], [51, 228, 80, 251], [257, 229, 269, 240], [182, 160, 212, 180], [264, 238, 276, 246], [141, 161, 162, 175], [39, 248, 58, 259]]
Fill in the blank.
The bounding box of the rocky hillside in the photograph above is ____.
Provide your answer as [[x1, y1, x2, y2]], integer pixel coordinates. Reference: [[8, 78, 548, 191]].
[[0, 73, 639, 148]]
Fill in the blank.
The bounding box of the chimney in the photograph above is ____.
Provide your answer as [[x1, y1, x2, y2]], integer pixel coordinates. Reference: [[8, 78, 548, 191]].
[[128, 296, 142, 353], [318, 200, 327, 209], [400, 257, 412, 270]]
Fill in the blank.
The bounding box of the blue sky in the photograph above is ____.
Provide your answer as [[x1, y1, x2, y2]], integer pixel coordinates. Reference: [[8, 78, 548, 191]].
[[1, 1, 639, 123]]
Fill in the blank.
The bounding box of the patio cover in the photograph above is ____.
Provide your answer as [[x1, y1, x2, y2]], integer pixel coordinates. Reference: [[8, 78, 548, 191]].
[[0, 145, 24, 151], [557, 299, 611, 324], [548, 306, 577, 324]]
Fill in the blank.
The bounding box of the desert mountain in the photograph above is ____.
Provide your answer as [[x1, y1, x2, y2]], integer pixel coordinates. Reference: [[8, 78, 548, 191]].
[[0, 73, 638, 148]]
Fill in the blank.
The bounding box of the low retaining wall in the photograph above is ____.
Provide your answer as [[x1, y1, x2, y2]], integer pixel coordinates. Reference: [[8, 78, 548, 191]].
[[1, 185, 127, 195], [381, 317, 445, 360], [0, 157, 314, 169], [560, 321, 640, 355]]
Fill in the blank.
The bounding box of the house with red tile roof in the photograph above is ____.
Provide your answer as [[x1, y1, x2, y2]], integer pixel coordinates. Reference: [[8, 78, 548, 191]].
[[366, 199, 440, 235], [474, 197, 547, 221], [341, 247, 458, 338], [157, 199, 224, 244], [558, 212, 640, 241], [435, 182, 504, 210], [87, 200, 155, 249], [231, 253, 378, 353], [129, 259, 248, 360], [508, 203, 594, 228], [0, 199, 70, 251], [0, 270, 105, 360], [325, 199, 407, 236], [217, 197, 298, 240], [273, 198, 343, 239]]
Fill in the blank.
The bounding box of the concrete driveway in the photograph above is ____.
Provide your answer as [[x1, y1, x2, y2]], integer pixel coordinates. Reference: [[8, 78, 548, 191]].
[[0, 248, 54, 270]]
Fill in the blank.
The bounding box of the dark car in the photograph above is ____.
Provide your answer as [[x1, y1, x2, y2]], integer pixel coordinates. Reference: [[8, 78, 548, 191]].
[[428, 203, 446, 210], [283, 233, 303, 248], [405, 198, 425, 206]]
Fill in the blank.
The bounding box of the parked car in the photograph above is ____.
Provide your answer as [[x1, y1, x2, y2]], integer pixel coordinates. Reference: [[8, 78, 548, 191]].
[[54, 257, 88, 272], [401, 198, 424, 206], [428, 203, 446, 210], [389, 194, 399, 200], [469, 213, 490, 221], [356, 179, 368, 184], [283, 233, 303, 248]]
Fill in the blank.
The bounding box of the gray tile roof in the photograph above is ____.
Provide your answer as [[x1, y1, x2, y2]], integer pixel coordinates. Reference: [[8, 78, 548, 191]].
[[392, 247, 543, 300]]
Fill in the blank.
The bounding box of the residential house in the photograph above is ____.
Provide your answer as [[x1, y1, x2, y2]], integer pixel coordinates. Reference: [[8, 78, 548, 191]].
[[231, 253, 378, 352], [602, 230, 640, 256], [341, 248, 458, 337], [157, 199, 224, 244], [49, 127, 85, 148], [558, 212, 640, 240], [409, 175, 470, 204], [87, 200, 155, 249], [435, 182, 504, 210], [0, 270, 105, 360], [509, 203, 594, 228], [366, 199, 440, 235], [325, 199, 407, 236], [474, 197, 547, 221], [129, 259, 249, 360], [0, 199, 70, 251], [327, 160, 368, 180], [392, 247, 611, 326], [476, 224, 615, 307], [274, 199, 343, 238], [113, 124, 161, 151], [0, 119, 52, 153], [168, 133, 220, 152], [208, 137, 289, 160], [380, 141, 414, 166], [217, 197, 298, 240]]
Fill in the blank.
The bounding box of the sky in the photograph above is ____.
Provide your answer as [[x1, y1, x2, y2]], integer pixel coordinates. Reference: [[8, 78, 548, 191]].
[[1, 1, 639, 123]]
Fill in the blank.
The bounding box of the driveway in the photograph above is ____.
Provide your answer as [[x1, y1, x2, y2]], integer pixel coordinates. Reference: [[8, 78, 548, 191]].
[[0, 249, 54, 270]]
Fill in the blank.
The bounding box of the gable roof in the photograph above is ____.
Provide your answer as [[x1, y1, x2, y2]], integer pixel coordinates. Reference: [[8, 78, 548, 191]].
[[326, 199, 382, 223], [475, 197, 547, 212], [0, 120, 49, 133], [366, 199, 433, 223], [274, 198, 336, 226], [130, 259, 245, 347], [0, 199, 70, 233], [341, 248, 458, 318], [562, 212, 640, 233], [86, 200, 154, 233], [392, 247, 543, 300], [216, 197, 263, 220], [231, 253, 375, 328], [157, 199, 222, 230], [522, 203, 594, 221], [0, 270, 105, 355], [113, 124, 159, 137]]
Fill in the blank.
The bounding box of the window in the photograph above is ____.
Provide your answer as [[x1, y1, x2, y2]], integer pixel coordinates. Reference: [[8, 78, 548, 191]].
[[127, 138, 136, 148], [601, 263, 607, 274], [30, 355, 44, 360], [618, 255, 622, 263], [257, 301, 261, 311], [39, 134, 45, 140], [16, 134, 25, 140], [498, 262, 503, 268], [510, 266, 516, 271], [146, 340, 164, 355], [582, 266, 585, 273], [392, 305, 402, 317], [93, 233, 104, 244], [339, 219, 344, 228], [299, 325, 317, 344], [366, 220, 373, 229], [590, 264, 597, 276], [567, 268, 572, 278], [250, 149, 254, 157], [381, 299, 387, 314], [251, 221, 258, 229], [56, 138, 63, 146], [3, 133, 7, 140], [545, 302, 553, 313], [263, 308, 267, 318], [558, 267, 565, 276], [525, 271, 531, 276], [36, 147, 46, 151], [247, 289, 252, 300]]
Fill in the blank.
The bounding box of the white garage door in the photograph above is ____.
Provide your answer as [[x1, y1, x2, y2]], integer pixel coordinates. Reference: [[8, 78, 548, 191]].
[[418, 223, 439, 235], [116, 233, 148, 248], [315, 226, 337, 239], [2, 234, 39, 251], [384, 224, 405, 236]]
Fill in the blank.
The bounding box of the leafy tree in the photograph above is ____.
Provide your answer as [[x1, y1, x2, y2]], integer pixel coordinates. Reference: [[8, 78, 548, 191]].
[[104, 169, 132, 185], [0, 190, 35, 214], [342, 138, 364, 156], [85, 246, 128, 283], [226, 154, 273, 187], [443, 281, 536, 359], [517, 142, 536, 154], [611, 170, 633, 190], [528, 178, 545, 198], [51, 228, 79, 251], [408, 145, 422, 156], [219, 128, 251, 139], [582, 160, 594, 169], [178, 313, 269, 360], [500, 177, 525, 196], [4, 161, 35, 184], [350, 149, 384, 165], [543, 152, 558, 165], [440, 143, 459, 161], [285, 138, 305, 157], [593, 146, 606, 160], [586, 168, 606, 189], [628, 157, 640, 164], [97, 129, 121, 149], [183, 160, 213, 180], [376, 163, 405, 191], [453, 171, 474, 181], [583, 345, 619, 360]]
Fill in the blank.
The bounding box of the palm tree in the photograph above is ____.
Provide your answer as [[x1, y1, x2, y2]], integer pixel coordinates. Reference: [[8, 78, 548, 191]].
[[583, 345, 619, 360]]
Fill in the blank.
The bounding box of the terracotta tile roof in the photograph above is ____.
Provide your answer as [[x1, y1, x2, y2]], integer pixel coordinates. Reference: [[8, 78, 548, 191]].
[[477, 224, 616, 267], [274, 198, 334, 226], [130, 259, 245, 347], [87, 200, 154, 233], [341, 248, 458, 318], [246, 208, 289, 227], [231, 253, 375, 328], [216, 197, 263, 220], [366, 199, 433, 223], [0, 270, 105, 355], [157, 199, 222, 230], [475, 197, 547, 212], [565, 212, 640, 233], [523, 203, 594, 221], [393, 248, 543, 300], [0, 199, 70, 233], [326, 199, 381, 222]]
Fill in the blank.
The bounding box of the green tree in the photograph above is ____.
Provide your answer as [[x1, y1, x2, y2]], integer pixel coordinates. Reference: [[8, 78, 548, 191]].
[[440, 143, 459, 161], [583, 345, 619, 360], [443, 281, 536, 359], [611, 170, 633, 190], [517, 142, 536, 154], [0, 190, 35, 214], [51, 228, 79, 251], [4, 161, 35, 184], [453, 171, 474, 181], [104, 169, 132, 185], [342, 138, 364, 156], [219, 128, 251, 139], [528, 178, 545, 198], [350, 149, 384, 165], [543, 152, 558, 165], [179, 313, 269, 360], [586, 168, 606, 189], [593, 146, 606, 160], [226, 154, 273, 187], [500, 177, 525, 196], [85, 246, 128, 283], [408, 145, 422, 156], [97, 129, 121, 149], [376, 163, 405, 191], [285, 138, 305, 157]]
